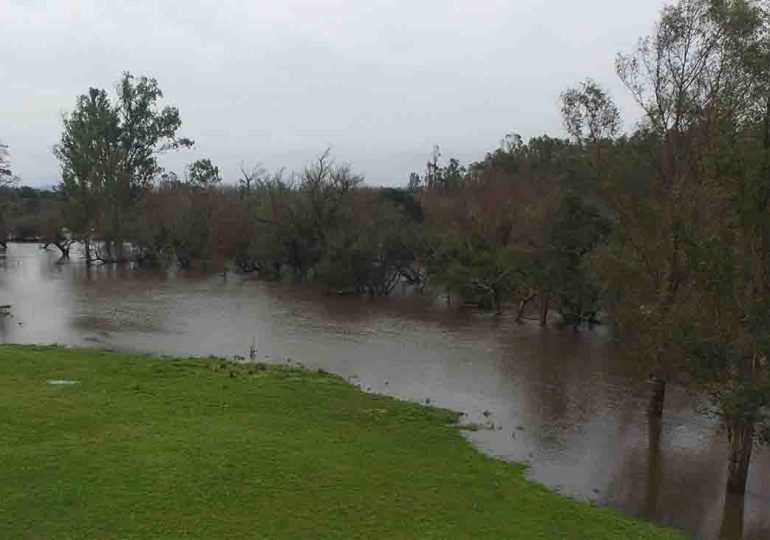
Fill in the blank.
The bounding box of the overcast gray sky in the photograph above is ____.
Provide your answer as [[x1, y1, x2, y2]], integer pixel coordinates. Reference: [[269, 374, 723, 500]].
[[1, 0, 668, 187]]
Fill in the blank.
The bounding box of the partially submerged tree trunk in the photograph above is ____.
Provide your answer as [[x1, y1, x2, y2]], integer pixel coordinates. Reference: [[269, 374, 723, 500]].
[[646, 372, 666, 418], [539, 294, 550, 326], [515, 291, 536, 322], [53, 241, 71, 259], [493, 287, 502, 315], [84, 238, 92, 267], [643, 415, 663, 517], [725, 419, 754, 495]]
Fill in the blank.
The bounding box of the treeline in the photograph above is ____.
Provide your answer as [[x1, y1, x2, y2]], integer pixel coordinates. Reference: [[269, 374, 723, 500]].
[[0, 185, 63, 247], [2, 0, 770, 498], [2, 133, 611, 328]]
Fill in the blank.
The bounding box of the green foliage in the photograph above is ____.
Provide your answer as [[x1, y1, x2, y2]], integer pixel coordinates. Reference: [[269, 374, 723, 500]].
[[114, 73, 193, 188], [541, 194, 609, 327], [55, 72, 192, 261], [186, 158, 222, 188], [317, 197, 420, 294], [379, 188, 424, 222], [560, 78, 621, 143], [55, 87, 120, 239], [430, 233, 523, 312], [595, 0, 770, 491]]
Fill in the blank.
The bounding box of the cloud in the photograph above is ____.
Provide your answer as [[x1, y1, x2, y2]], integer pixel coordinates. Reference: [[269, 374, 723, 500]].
[[0, 0, 668, 186]]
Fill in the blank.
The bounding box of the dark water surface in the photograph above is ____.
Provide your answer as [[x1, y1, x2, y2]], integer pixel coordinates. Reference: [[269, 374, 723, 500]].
[[2, 243, 768, 539]]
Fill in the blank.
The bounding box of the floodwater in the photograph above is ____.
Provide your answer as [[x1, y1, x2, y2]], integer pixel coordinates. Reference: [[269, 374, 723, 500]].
[[1, 243, 768, 539]]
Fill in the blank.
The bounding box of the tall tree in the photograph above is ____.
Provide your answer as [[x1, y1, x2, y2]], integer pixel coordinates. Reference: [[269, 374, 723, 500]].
[[55, 72, 192, 264], [604, 0, 770, 494], [0, 141, 18, 248], [600, 0, 726, 418]]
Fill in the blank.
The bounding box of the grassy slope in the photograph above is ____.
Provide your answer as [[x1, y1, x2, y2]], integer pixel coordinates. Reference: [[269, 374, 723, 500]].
[[0, 345, 684, 539]]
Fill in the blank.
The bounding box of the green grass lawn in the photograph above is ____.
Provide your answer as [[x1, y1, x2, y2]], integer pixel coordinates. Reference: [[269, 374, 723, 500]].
[[0, 345, 684, 539]]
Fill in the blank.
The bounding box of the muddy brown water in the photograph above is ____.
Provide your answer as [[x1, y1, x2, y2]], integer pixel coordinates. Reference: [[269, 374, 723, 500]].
[[1, 243, 768, 539]]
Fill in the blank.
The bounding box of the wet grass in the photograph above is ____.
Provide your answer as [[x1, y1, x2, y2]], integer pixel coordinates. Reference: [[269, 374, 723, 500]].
[[0, 345, 684, 539]]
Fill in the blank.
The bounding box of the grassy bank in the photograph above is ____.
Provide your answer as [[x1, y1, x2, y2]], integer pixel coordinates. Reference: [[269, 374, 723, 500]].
[[0, 345, 683, 539]]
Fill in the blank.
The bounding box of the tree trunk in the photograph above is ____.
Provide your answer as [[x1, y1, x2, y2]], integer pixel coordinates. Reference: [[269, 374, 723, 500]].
[[54, 242, 70, 259], [84, 238, 92, 267], [515, 300, 527, 322], [725, 420, 754, 495], [646, 373, 666, 417], [539, 294, 549, 326], [515, 292, 535, 322], [643, 415, 663, 517]]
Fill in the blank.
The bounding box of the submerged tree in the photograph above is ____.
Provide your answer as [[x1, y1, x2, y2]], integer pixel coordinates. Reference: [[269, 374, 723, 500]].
[[0, 142, 18, 248], [55, 72, 192, 264], [597, 0, 728, 418], [599, 0, 770, 494]]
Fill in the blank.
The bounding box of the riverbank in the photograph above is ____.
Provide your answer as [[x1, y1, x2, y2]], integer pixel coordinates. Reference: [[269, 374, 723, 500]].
[[0, 345, 682, 539]]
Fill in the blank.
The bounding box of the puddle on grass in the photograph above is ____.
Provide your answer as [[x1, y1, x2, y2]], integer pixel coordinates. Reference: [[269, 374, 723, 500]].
[[47, 379, 80, 385]]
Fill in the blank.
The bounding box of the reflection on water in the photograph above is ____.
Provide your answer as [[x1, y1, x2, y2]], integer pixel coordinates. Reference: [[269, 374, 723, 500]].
[[720, 494, 746, 540], [1, 243, 768, 539]]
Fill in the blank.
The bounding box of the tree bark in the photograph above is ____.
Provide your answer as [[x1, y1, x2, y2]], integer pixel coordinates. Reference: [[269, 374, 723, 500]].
[[647, 373, 666, 417], [725, 420, 754, 495]]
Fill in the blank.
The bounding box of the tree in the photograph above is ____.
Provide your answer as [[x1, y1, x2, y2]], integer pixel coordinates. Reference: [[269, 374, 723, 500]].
[[0, 142, 11, 184], [677, 0, 770, 495], [541, 193, 609, 328], [407, 172, 422, 191], [424, 145, 441, 189], [560, 78, 621, 144], [55, 87, 120, 262], [602, 0, 770, 494], [317, 194, 419, 295], [297, 150, 363, 279], [38, 200, 74, 259], [55, 72, 192, 264], [238, 162, 265, 196], [599, 0, 727, 418], [187, 158, 222, 188], [0, 142, 18, 248]]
